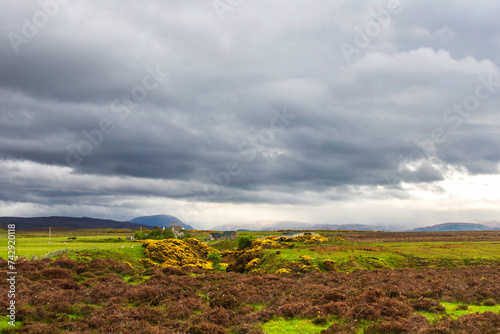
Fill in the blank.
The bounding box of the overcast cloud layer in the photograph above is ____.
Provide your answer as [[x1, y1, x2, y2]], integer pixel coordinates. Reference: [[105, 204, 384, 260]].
[[1, 0, 499, 229]]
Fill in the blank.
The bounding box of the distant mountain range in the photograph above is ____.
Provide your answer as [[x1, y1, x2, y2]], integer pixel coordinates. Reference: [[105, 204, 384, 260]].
[[0, 216, 143, 230], [209, 220, 386, 231], [410, 222, 500, 232], [0, 214, 192, 231], [129, 215, 193, 230], [210, 220, 500, 232]]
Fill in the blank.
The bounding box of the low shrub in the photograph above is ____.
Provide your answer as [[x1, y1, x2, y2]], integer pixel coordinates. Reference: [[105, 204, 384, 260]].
[[322, 259, 337, 272], [39, 268, 73, 279], [409, 298, 446, 313], [237, 235, 256, 250]]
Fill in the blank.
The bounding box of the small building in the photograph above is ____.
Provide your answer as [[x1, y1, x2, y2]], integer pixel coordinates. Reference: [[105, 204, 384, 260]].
[[126, 235, 135, 241], [221, 231, 238, 240], [208, 232, 223, 241]]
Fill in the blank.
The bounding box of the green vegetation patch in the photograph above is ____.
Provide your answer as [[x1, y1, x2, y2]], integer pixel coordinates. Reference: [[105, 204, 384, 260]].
[[4, 230, 500, 273], [442, 302, 500, 319], [0, 230, 139, 260], [64, 246, 148, 268], [0, 318, 22, 329], [261, 318, 333, 334], [265, 246, 408, 273], [68, 314, 84, 320], [256, 251, 290, 273], [208, 239, 237, 251], [256, 239, 500, 273], [248, 303, 266, 311], [418, 301, 500, 323]]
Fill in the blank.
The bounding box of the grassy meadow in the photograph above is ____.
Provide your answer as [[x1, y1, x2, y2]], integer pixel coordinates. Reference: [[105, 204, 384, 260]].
[[2, 228, 500, 271], [0, 228, 135, 260]]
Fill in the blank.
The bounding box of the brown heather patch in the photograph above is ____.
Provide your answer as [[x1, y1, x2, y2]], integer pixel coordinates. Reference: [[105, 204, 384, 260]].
[[2, 257, 500, 333]]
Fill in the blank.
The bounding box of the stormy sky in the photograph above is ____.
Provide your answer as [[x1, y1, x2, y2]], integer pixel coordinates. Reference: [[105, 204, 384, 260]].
[[1, 0, 500, 229]]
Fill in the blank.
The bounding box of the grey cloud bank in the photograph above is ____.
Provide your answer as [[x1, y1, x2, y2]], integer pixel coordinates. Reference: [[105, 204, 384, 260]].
[[1, 0, 499, 228]]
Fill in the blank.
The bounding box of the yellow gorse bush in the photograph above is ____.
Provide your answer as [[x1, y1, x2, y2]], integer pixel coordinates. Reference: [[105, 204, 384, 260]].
[[287, 260, 320, 273], [141, 238, 220, 269], [251, 269, 266, 274], [276, 234, 328, 244], [251, 234, 328, 250], [138, 258, 160, 268], [322, 258, 337, 271], [250, 236, 282, 249], [300, 255, 313, 265], [245, 258, 261, 270], [292, 234, 328, 244], [275, 268, 291, 275]]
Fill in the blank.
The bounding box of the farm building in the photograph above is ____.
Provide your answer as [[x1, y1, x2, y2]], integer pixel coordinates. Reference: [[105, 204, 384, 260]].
[[222, 231, 238, 239], [208, 232, 222, 241]]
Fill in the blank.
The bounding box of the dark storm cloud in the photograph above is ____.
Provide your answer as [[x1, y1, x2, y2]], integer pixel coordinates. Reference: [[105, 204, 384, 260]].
[[1, 0, 500, 218], [438, 131, 500, 174]]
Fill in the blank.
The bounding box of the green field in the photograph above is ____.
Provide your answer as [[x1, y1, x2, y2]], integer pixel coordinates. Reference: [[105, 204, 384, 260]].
[[0, 229, 137, 260], [2, 230, 500, 272], [262, 318, 334, 334], [418, 302, 500, 323], [256, 240, 500, 273]]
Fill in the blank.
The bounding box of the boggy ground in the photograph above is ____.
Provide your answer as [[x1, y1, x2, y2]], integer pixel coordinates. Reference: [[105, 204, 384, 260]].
[[0, 256, 499, 334]]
